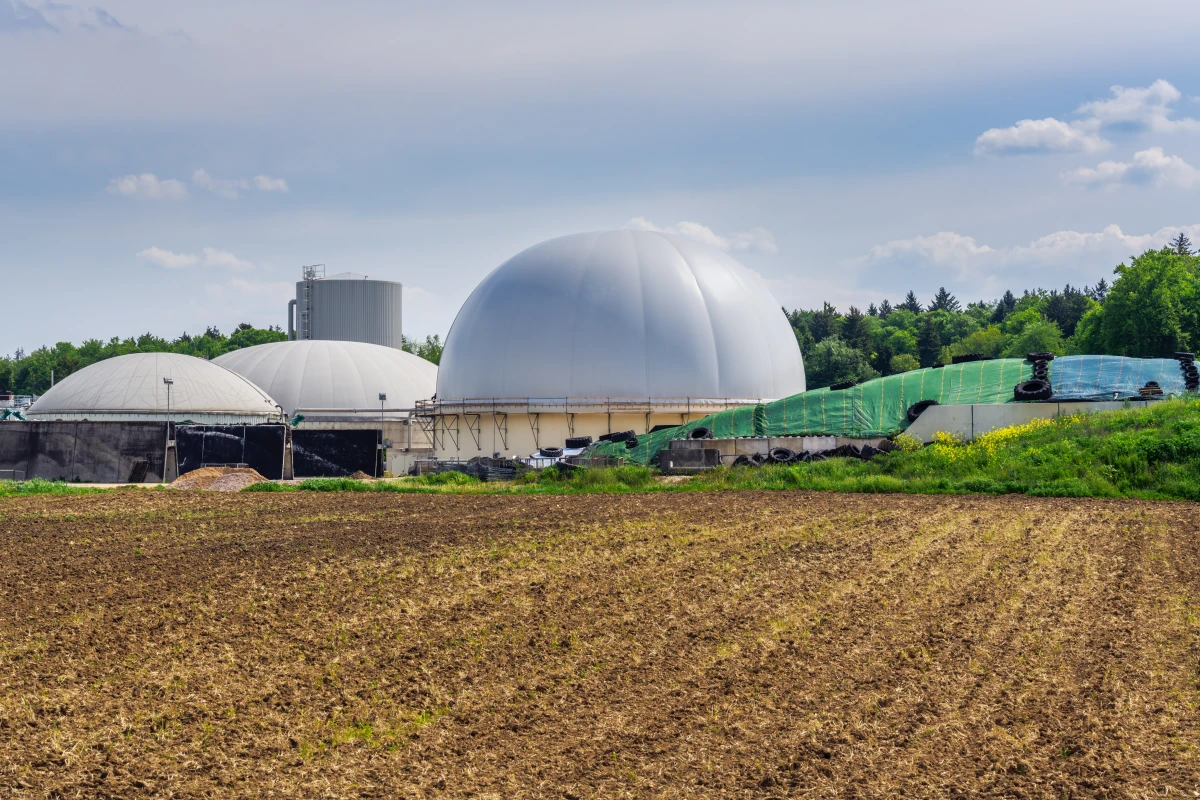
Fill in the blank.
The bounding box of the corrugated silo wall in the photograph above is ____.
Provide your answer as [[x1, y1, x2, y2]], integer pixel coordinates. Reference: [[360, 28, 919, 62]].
[[298, 279, 404, 349]]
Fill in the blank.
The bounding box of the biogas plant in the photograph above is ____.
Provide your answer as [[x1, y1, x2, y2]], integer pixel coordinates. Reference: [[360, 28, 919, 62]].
[[421, 230, 807, 459], [2, 229, 1192, 482]]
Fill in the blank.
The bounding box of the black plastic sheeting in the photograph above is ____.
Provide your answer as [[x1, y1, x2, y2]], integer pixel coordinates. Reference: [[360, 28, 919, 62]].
[[0, 421, 169, 483], [176, 425, 286, 480], [292, 429, 381, 478]]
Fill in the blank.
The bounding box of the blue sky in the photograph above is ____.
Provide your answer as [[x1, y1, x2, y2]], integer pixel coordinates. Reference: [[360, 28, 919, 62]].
[[4, 0, 1200, 355]]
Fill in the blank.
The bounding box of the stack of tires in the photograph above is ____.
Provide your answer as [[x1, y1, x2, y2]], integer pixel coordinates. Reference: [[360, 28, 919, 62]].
[[1014, 352, 1054, 401], [1177, 352, 1199, 393], [599, 430, 639, 449]]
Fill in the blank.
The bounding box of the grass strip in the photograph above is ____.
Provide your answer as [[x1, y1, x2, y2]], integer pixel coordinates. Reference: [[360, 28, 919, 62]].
[[8, 398, 1200, 501]]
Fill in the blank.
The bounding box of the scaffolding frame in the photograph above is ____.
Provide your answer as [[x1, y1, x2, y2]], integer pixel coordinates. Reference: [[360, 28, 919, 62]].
[[413, 396, 762, 455]]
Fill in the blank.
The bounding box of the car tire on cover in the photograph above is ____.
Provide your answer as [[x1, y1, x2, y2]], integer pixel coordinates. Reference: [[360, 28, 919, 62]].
[[1014, 379, 1052, 401], [907, 399, 939, 422]]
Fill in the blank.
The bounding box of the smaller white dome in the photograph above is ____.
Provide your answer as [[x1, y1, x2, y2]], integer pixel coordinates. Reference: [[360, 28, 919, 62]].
[[213, 340, 437, 417], [28, 353, 281, 422]]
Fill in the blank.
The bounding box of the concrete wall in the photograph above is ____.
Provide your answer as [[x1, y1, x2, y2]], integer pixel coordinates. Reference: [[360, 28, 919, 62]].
[[296, 418, 432, 475], [0, 421, 171, 482], [905, 399, 1160, 443], [430, 410, 713, 460]]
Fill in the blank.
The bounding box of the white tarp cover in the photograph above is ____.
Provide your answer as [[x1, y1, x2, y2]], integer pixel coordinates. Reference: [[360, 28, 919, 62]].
[[436, 230, 806, 402], [28, 352, 280, 421], [214, 340, 437, 417]]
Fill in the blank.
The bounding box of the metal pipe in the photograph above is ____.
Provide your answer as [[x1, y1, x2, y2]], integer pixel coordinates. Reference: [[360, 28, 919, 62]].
[[287, 299, 297, 341]]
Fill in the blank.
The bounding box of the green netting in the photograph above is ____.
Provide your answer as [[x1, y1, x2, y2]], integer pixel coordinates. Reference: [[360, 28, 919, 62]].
[[764, 357, 1031, 438], [588, 358, 1033, 465]]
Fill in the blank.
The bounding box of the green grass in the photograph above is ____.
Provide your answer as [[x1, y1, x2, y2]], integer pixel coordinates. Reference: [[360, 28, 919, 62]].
[[241, 466, 658, 495], [0, 478, 110, 497], [683, 397, 1200, 501]]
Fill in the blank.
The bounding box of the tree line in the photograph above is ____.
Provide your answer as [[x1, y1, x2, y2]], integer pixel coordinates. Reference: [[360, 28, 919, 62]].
[[3, 237, 1197, 396], [788, 236, 1199, 389], [1, 325, 446, 397]]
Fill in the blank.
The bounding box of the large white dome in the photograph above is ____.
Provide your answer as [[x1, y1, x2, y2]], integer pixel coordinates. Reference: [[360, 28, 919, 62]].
[[436, 230, 806, 401], [28, 352, 281, 422], [213, 340, 437, 417]]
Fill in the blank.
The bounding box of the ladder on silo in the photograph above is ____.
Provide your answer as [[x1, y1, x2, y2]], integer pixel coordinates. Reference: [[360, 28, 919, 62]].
[[298, 264, 324, 341]]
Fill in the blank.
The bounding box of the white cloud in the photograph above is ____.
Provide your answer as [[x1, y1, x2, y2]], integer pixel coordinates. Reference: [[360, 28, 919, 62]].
[[253, 174, 289, 192], [975, 79, 1200, 157], [107, 173, 188, 199], [137, 246, 254, 270], [200, 247, 254, 271], [867, 222, 1200, 269], [1013, 223, 1200, 259], [191, 169, 289, 197], [974, 117, 1108, 156], [867, 231, 994, 270], [1076, 80, 1200, 133], [136, 246, 199, 269], [1064, 147, 1200, 189], [628, 217, 778, 253], [192, 168, 249, 199]]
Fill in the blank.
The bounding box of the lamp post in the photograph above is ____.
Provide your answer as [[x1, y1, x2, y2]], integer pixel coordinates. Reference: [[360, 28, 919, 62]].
[[378, 393, 387, 478], [163, 377, 174, 485], [163, 377, 173, 419]]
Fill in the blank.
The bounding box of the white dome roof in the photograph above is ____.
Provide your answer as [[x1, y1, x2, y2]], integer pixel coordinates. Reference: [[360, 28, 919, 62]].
[[28, 352, 281, 422], [213, 340, 437, 417], [436, 230, 806, 401]]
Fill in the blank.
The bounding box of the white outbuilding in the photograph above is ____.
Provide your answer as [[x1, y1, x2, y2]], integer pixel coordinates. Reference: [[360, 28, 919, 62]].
[[27, 352, 282, 424], [425, 230, 806, 458]]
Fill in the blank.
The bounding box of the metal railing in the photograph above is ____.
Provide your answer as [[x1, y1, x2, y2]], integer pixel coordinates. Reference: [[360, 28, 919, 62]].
[[414, 396, 767, 416]]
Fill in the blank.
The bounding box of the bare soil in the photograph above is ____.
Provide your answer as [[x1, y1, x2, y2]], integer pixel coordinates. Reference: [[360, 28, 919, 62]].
[[1, 490, 1198, 798], [172, 467, 268, 492]]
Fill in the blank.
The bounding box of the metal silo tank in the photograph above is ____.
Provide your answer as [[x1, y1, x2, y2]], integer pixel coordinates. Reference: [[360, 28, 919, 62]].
[[292, 269, 404, 349]]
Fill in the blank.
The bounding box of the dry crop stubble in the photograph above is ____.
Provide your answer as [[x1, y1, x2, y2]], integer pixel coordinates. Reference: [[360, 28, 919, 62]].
[[0, 490, 1198, 798]]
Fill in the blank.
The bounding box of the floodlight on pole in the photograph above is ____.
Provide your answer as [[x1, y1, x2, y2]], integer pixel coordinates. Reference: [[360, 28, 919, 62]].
[[164, 379, 175, 484], [378, 393, 387, 478], [163, 377, 173, 421]]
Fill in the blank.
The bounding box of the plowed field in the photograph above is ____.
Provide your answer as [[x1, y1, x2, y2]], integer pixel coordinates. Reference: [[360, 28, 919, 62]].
[[1, 491, 1198, 798]]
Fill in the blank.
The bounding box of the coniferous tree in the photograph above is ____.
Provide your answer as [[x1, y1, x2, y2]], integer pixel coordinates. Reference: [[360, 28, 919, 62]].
[[899, 291, 922, 313], [1044, 285, 1090, 337], [1171, 232, 1193, 255], [871, 341, 893, 374], [928, 286, 961, 313], [990, 290, 1017, 322], [842, 306, 872, 353], [1088, 278, 1110, 303], [917, 315, 942, 368], [867, 302, 878, 317], [878, 299, 893, 318]]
